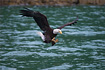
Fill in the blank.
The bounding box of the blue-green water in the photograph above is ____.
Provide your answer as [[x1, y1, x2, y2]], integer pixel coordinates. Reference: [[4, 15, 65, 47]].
[[0, 5, 105, 70]]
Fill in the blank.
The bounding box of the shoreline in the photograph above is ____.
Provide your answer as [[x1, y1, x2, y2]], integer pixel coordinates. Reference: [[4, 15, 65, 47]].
[[0, 0, 105, 6]]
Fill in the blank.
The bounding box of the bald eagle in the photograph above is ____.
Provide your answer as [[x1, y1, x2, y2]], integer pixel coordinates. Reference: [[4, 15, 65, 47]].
[[20, 8, 78, 46]]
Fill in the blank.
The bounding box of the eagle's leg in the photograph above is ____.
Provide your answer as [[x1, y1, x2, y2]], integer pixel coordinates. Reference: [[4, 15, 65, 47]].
[[52, 37, 59, 43]]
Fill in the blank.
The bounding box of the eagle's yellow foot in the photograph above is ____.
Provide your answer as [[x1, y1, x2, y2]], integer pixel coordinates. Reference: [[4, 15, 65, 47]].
[[55, 39, 59, 43], [52, 37, 55, 41], [52, 37, 55, 42], [52, 37, 59, 43]]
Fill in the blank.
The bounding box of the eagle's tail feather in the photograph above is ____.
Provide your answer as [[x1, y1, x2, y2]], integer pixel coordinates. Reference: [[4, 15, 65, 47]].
[[36, 31, 45, 41]]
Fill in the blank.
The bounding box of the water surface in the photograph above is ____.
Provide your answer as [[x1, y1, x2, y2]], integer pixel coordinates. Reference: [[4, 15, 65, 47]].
[[0, 5, 105, 70]]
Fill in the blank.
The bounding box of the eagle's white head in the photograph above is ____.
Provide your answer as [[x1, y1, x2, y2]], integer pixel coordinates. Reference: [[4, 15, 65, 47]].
[[53, 29, 62, 34]]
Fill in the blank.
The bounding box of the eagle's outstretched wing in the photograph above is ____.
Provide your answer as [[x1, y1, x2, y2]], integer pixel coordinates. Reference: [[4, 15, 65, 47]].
[[20, 8, 51, 31], [57, 17, 78, 29]]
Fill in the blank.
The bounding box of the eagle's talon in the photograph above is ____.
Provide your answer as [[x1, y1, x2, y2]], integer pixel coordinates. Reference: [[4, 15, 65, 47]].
[[52, 37, 55, 41], [52, 37, 55, 42], [52, 37, 58, 43], [55, 39, 58, 43]]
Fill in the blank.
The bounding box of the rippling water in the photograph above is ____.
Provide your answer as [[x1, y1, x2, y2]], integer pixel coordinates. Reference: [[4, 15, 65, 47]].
[[0, 5, 105, 70]]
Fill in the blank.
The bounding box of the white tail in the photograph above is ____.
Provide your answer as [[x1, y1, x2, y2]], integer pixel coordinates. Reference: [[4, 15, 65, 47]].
[[36, 31, 45, 41]]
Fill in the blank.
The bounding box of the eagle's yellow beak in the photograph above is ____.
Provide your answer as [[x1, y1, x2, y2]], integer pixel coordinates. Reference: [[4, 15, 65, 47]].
[[59, 30, 62, 34]]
